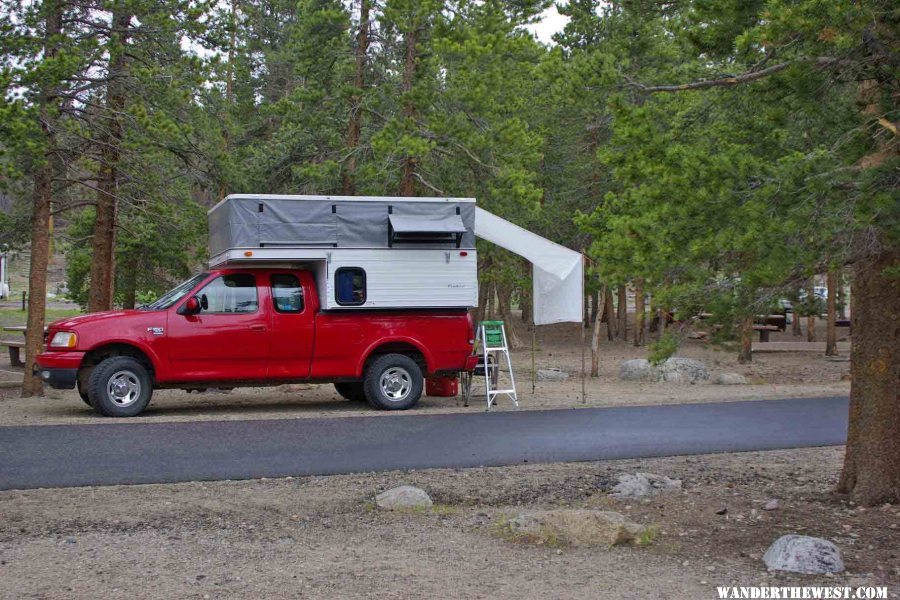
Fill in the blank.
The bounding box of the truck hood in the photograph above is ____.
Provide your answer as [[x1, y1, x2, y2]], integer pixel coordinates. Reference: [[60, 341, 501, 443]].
[[51, 310, 148, 331]]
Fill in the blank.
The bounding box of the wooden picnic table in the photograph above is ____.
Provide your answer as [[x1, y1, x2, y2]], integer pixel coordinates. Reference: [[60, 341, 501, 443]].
[[1, 325, 44, 367], [752, 324, 780, 342]]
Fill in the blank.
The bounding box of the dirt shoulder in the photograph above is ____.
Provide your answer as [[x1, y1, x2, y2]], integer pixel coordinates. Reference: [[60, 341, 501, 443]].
[[1, 447, 896, 599]]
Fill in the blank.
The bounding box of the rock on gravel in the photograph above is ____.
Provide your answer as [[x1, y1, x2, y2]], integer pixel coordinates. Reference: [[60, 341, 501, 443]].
[[763, 535, 845, 574], [537, 368, 569, 382], [610, 473, 682, 498], [375, 486, 433, 510], [713, 372, 748, 385], [619, 358, 710, 383], [764, 499, 780, 511], [504, 510, 646, 547]]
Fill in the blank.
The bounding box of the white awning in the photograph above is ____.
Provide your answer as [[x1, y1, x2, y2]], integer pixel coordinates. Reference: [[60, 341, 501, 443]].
[[474, 207, 583, 325], [389, 213, 467, 233]]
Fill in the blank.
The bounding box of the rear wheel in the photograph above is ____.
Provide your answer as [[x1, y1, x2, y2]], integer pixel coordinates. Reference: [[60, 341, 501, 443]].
[[88, 356, 153, 417], [334, 382, 366, 402], [363, 354, 423, 411]]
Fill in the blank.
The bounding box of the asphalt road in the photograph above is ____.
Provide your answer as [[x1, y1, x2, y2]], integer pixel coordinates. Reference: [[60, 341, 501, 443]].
[[0, 396, 848, 491]]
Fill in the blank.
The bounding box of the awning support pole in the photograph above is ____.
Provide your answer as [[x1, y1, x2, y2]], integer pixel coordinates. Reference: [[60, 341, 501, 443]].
[[531, 327, 536, 394]]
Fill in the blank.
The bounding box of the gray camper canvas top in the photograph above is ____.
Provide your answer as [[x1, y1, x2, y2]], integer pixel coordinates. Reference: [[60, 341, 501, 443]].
[[209, 194, 476, 257], [208, 194, 479, 310]]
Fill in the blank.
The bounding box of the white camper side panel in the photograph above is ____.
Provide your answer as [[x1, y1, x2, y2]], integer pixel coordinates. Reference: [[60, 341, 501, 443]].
[[325, 249, 477, 310]]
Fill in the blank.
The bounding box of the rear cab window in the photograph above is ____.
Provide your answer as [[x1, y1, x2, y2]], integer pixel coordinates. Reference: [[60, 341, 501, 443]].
[[271, 274, 304, 313]]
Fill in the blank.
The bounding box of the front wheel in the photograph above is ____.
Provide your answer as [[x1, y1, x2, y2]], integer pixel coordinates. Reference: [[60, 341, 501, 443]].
[[363, 354, 423, 411], [88, 356, 153, 417]]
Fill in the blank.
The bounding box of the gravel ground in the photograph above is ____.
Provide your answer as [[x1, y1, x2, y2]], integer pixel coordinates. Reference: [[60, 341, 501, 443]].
[[1, 447, 897, 599]]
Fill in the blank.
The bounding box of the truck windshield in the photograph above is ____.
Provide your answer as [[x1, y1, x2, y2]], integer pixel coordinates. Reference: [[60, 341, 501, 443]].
[[139, 273, 209, 311]]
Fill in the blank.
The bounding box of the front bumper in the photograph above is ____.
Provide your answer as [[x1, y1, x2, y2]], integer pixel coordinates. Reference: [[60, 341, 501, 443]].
[[34, 351, 84, 389]]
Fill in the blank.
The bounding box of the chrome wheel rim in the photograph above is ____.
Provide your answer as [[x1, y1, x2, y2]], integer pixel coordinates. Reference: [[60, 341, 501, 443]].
[[107, 370, 141, 407], [380, 367, 411, 402]]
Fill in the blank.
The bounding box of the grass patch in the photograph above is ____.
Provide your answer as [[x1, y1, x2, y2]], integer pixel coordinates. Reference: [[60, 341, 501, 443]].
[[635, 525, 659, 546], [0, 307, 82, 329]]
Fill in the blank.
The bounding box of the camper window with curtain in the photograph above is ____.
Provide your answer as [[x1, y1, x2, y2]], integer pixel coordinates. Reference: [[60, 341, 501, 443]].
[[335, 268, 366, 306]]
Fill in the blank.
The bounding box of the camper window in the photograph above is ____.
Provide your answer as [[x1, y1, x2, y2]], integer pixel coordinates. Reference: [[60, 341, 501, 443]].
[[196, 273, 258, 314], [271, 274, 304, 313], [335, 267, 366, 306]]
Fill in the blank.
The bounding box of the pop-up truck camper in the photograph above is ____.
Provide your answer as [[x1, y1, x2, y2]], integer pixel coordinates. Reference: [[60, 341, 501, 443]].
[[35, 195, 582, 417]]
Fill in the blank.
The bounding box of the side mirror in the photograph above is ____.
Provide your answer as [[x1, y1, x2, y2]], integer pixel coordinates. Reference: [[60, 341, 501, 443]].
[[179, 296, 201, 315]]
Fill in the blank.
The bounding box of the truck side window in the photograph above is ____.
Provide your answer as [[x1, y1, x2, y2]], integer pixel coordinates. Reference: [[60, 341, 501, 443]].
[[335, 267, 366, 306], [196, 274, 258, 314], [271, 274, 304, 313]]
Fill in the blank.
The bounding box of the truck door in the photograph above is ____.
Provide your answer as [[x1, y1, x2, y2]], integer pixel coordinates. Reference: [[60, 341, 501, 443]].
[[165, 272, 269, 381], [267, 271, 315, 379]]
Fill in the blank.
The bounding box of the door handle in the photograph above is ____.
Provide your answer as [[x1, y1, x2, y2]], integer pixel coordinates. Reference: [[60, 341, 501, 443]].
[[249, 325, 267, 332]]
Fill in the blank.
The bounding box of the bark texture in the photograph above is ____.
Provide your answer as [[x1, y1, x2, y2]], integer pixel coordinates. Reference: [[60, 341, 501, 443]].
[[616, 285, 627, 342], [87, 5, 130, 313], [605, 288, 616, 341], [633, 278, 645, 346], [398, 25, 418, 196], [22, 0, 63, 397], [342, 0, 369, 195], [738, 315, 753, 364], [837, 248, 900, 505], [590, 287, 605, 377]]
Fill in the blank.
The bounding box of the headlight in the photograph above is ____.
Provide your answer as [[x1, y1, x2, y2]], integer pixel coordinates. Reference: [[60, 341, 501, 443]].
[[49, 332, 77, 348]]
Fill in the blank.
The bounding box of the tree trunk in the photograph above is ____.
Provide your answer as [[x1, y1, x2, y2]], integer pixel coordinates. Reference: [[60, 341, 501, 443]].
[[837, 248, 900, 505], [616, 285, 627, 341], [826, 269, 838, 356], [791, 288, 802, 336], [837, 275, 847, 319], [806, 280, 817, 342], [87, 5, 130, 313], [22, 0, 62, 397], [738, 314, 753, 364], [120, 253, 138, 310], [604, 287, 616, 341], [589, 289, 599, 326], [496, 284, 521, 349], [398, 25, 418, 196], [590, 286, 605, 377], [342, 0, 369, 195], [656, 308, 667, 340], [633, 278, 645, 347]]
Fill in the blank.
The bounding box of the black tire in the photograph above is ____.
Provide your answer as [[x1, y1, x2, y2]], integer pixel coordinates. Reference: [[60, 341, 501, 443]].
[[77, 370, 92, 406], [78, 387, 92, 407], [363, 353, 423, 411], [334, 382, 366, 402], [88, 356, 153, 417]]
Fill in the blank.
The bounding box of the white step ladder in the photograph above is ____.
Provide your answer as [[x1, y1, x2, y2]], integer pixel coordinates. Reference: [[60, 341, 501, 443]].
[[463, 320, 518, 410]]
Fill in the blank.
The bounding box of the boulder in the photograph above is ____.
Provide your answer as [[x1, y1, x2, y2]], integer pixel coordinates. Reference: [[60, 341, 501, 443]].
[[375, 486, 433, 511], [713, 372, 748, 385], [610, 473, 682, 498], [537, 368, 569, 382], [763, 535, 845, 574], [504, 510, 646, 547], [619, 358, 710, 383]]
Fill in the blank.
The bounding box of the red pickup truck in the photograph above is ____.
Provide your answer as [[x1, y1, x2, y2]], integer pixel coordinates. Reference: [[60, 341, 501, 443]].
[[35, 268, 477, 417]]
